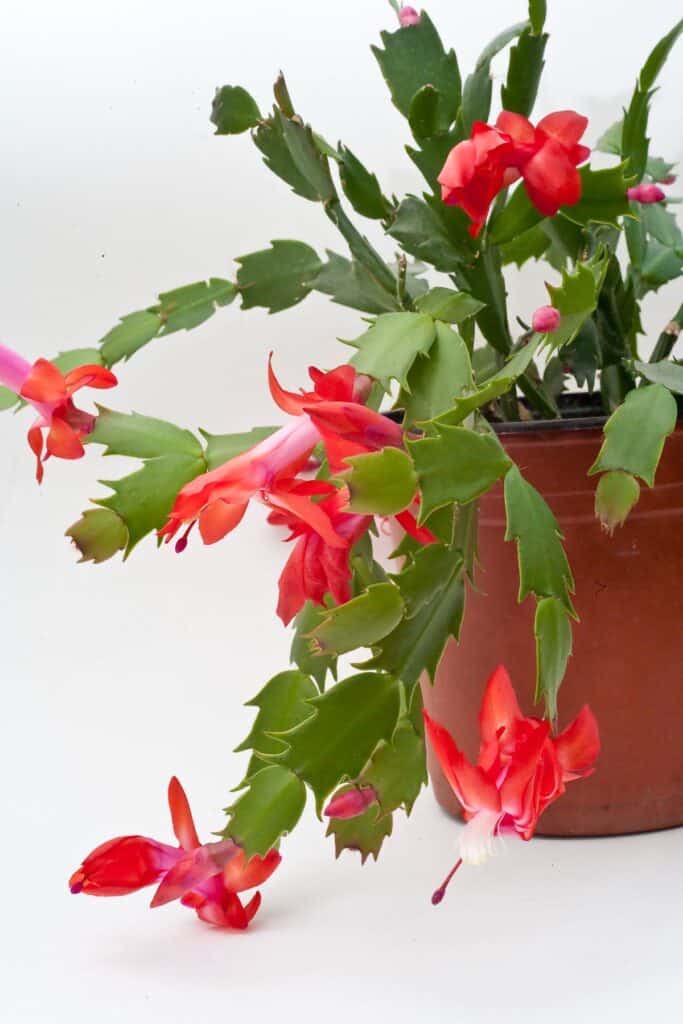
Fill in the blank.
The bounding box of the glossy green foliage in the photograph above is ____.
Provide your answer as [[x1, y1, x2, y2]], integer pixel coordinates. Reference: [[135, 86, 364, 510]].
[[338, 145, 391, 220], [224, 765, 307, 859], [504, 465, 575, 614], [273, 672, 402, 813], [309, 584, 405, 656], [290, 601, 338, 689], [409, 426, 511, 521], [326, 796, 393, 862], [589, 384, 677, 486], [211, 85, 261, 134], [399, 321, 475, 425], [545, 256, 608, 350], [65, 508, 128, 564], [534, 596, 572, 720], [313, 251, 401, 314], [235, 670, 318, 778], [342, 448, 417, 516], [348, 311, 436, 387], [236, 240, 322, 312]]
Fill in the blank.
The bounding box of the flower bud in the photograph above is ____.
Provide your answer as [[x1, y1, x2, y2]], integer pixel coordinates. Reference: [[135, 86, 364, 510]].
[[627, 183, 666, 204], [532, 305, 561, 334], [658, 174, 676, 186], [399, 6, 421, 26], [594, 471, 640, 535], [324, 786, 378, 820]]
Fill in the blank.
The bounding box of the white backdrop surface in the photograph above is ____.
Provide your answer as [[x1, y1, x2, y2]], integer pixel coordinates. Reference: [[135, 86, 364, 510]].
[[1, 1, 682, 1020]]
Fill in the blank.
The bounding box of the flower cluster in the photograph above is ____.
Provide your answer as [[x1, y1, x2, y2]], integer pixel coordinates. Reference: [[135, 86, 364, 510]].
[[160, 357, 433, 625], [438, 111, 590, 236]]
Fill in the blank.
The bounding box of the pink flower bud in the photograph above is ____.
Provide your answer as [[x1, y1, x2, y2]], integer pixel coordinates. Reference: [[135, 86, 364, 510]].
[[532, 305, 561, 334], [324, 787, 377, 820], [627, 183, 666, 204], [399, 6, 421, 26], [658, 174, 676, 186]]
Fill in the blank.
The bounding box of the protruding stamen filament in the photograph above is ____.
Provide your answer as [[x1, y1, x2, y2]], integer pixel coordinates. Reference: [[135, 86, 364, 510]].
[[431, 858, 463, 906]]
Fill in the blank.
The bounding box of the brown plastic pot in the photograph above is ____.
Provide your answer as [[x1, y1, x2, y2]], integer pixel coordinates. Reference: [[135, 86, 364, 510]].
[[418, 410, 683, 836]]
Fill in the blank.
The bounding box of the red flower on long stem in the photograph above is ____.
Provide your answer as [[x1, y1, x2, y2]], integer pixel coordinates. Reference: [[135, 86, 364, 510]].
[[69, 777, 280, 930], [0, 343, 116, 482], [438, 110, 590, 235], [423, 665, 599, 904]]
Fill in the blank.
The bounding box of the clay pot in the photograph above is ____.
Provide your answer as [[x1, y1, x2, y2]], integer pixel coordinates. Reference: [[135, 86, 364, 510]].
[[420, 413, 683, 836]]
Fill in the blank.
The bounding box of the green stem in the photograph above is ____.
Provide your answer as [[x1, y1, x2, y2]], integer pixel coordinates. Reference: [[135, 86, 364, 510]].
[[649, 303, 683, 362], [324, 199, 399, 300]]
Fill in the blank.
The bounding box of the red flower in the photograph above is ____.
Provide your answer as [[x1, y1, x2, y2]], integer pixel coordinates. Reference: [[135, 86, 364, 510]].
[[69, 777, 280, 930], [0, 343, 117, 483], [265, 481, 371, 625], [160, 358, 402, 551], [438, 122, 517, 237], [423, 665, 599, 903], [438, 110, 590, 235], [497, 110, 590, 216]]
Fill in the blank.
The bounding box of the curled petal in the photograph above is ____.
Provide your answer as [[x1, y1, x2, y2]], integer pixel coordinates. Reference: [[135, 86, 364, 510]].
[[308, 364, 356, 403], [20, 358, 67, 404], [554, 705, 600, 781], [69, 835, 178, 897], [268, 354, 309, 415], [423, 710, 500, 815], [27, 424, 45, 483], [64, 364, 117, 393], [46, 416, 85, 459], [198, 500, 248, 545], [522, 140, 582, 215], [222, 848, 281, 893]]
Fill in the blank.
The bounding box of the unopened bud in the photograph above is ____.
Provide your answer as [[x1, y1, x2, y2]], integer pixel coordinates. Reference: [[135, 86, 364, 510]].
[[399, 6, 421, 27], [324, 787, 377, 820], [532, 305, 561, 334], [627, 184, 666, 204], [595, 471, 640, 535]]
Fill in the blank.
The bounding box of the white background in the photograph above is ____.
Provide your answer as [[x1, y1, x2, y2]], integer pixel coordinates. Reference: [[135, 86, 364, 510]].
[[1, 1, 682, 1020]]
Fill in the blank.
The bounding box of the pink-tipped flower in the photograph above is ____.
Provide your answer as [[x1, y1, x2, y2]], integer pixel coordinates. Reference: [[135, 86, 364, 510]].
[[324, 786, 378, 820], [0, 343, 117, 482], [398, 6, 421, 26], [532, 305, 561, 334], [627, 183, 666, 204], [69, 777, 281, 930]]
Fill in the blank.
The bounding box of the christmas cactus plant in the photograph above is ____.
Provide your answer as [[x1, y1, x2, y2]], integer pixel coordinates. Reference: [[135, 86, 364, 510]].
[[2, 2, 682, 929]]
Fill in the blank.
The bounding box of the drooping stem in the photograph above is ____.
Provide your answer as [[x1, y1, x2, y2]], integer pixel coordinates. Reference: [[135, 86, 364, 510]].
[[649, 303, 683, 363], [324, 199, 400, 301]]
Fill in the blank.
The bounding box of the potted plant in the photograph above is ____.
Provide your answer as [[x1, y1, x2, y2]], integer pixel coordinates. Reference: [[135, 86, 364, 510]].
[[1, 1, 681, 929]]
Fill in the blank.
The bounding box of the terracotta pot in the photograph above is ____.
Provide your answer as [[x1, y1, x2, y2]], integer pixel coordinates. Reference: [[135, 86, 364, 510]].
[[419, 414, 683, 836]]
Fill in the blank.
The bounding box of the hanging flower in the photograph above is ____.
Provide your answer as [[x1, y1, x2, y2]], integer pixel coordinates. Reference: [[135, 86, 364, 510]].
[[160, 358, 402, 551], [439, 110, 590, 235], [0, 343, 117, 482], [423, 665, 600, 903], [69, 777, 280, 930]]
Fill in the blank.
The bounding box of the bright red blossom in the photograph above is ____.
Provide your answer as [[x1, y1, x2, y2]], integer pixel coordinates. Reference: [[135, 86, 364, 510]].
[[69, 777, 280, 930], [423, 665, 599, 903], [0, 343, 117, 483], [438, 110, 590, 235]]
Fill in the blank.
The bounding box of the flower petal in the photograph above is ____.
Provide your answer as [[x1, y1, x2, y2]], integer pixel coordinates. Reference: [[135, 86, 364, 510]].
[[496, 111, 535, 147], [64, 364, 117, 392], [69, 835, 178, 897], [222, 848, 281, 893], [268, 354, 310, 415], [198, 499, 248, 545], [46, 416, 85, 459], [554, 705, 600, 781], [478, 665, 523, 750], [27, 423, 45, 483], [20, 358, 67, 404], [423, 710, 500, 815], [167, 776, 200, 850], [536, 110, 588, 149], [522, 139, 582, 215]]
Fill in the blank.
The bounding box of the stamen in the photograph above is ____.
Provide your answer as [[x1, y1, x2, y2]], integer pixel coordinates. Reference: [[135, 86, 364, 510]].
[[431, 857, 463, 905], [175, 521, 195, 554]]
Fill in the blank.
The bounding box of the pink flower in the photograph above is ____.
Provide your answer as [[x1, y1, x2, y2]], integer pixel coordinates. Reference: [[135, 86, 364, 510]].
[[627, 183, 666, 204], [0, 343, 117, 482], [69, 777, 280, 930], [398, 6, 421, 26], [324, 786, 378, 819], [532, 305, 561, 333], [424, 666, 600, 903]]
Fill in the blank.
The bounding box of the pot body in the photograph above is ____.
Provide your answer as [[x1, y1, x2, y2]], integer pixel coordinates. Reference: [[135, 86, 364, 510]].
[[420, 422, 683, 836]]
